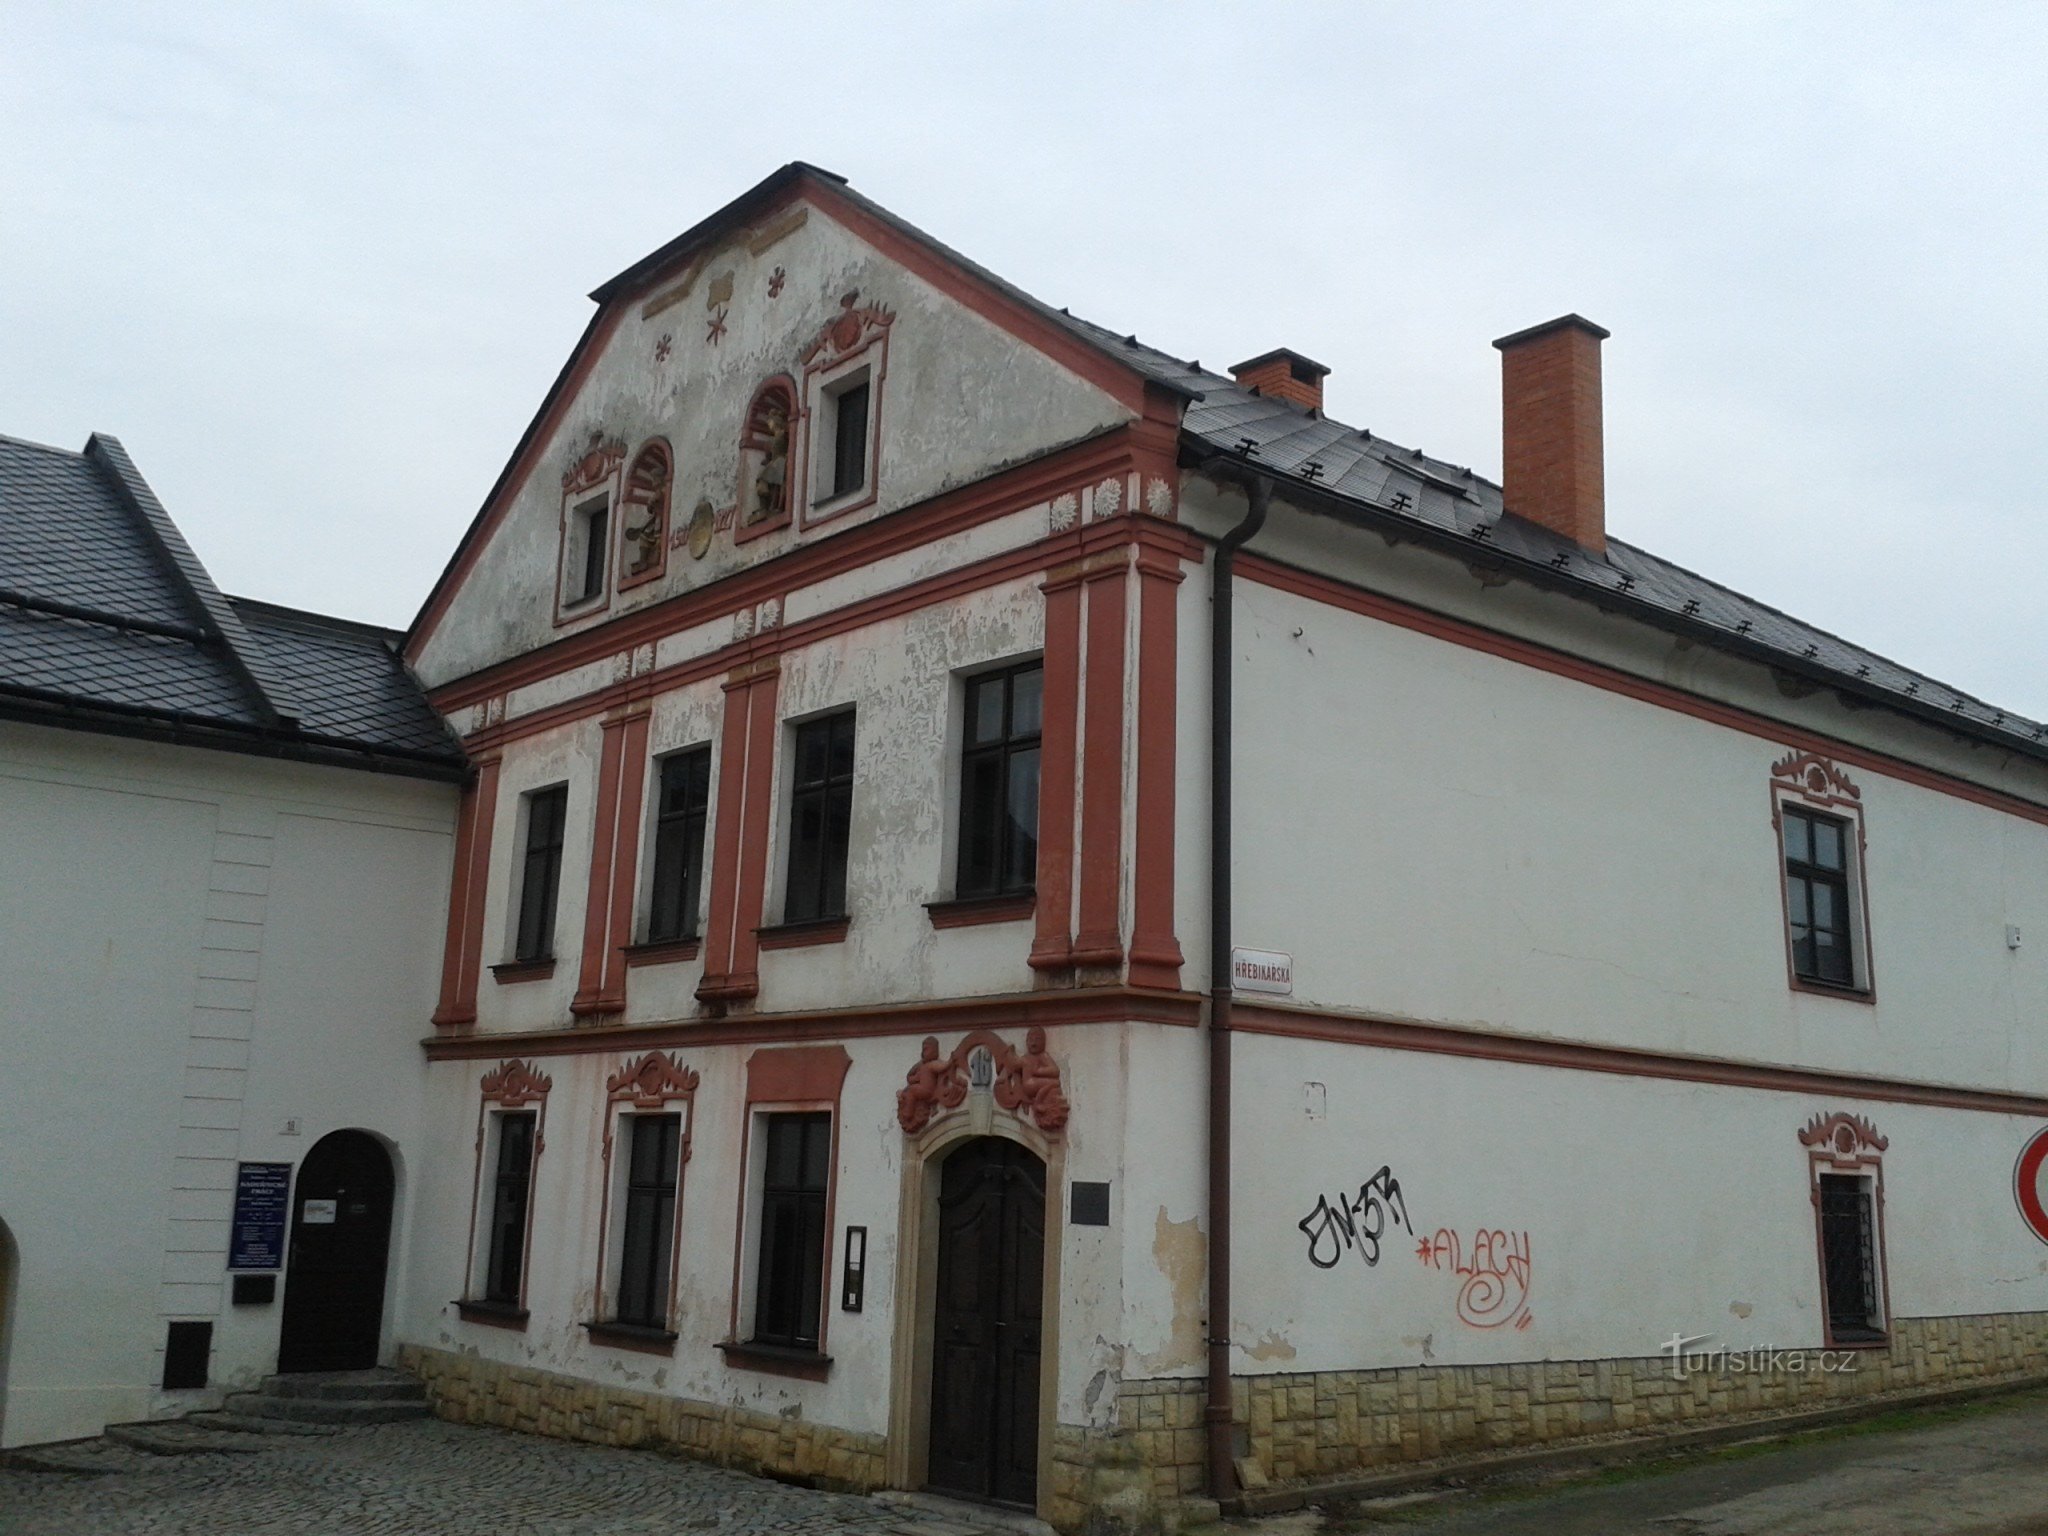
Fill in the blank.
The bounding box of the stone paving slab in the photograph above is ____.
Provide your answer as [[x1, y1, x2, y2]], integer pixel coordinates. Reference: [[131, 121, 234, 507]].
[[0, 1417, 1011, 1536]]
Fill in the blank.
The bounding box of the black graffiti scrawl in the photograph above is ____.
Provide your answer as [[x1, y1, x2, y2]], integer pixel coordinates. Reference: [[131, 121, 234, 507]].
[[1299, 1165, 1412, 1269]]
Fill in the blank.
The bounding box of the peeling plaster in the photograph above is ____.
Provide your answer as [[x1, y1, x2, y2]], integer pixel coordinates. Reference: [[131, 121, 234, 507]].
[[1729, 1301, 1754, 1319], [1246, 1331, 1297, 1362], [1138, 1207, 1206, 1373]]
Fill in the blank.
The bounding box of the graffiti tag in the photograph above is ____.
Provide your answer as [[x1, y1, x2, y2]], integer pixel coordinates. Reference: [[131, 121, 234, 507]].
[[1417, 1227, 1534, 1330], [1298, 1166, 1412, 1269]]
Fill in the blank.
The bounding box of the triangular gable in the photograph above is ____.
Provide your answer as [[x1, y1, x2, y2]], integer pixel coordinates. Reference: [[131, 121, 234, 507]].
[[405, 163, 1177, 672]]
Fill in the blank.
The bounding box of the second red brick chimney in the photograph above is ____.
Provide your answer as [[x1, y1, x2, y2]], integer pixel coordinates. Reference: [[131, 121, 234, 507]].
[[1230, 348, 1329, 413], [1492, 314, 1610, 555]]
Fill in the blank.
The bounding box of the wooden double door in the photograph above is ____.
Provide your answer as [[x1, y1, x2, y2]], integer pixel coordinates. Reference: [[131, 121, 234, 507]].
[[927, 1137, 1046, 1507]]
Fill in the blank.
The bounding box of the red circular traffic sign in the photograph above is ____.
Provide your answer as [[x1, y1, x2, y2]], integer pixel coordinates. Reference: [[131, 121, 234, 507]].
[[2015, 1128, 2048, 1245]]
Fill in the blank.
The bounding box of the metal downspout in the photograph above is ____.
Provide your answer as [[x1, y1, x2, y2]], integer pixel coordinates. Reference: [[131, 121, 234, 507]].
[[1207, 472, 1269, 1502]]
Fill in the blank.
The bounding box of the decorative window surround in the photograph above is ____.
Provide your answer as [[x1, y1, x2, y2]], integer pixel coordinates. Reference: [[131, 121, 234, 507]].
[[555, 430, 625, 625], [797, 292, 892, 529], [1770, 750, 1876, 1002], [460, 1060, 553, 1326], [588, 1052, 698, 1346], [724, 1045, 850, 1374], [1798, 1110, 1891, 1347]]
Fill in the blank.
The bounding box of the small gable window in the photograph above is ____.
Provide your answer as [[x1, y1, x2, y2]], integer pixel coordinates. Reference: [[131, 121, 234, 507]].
[[568, 499, 609, 607]]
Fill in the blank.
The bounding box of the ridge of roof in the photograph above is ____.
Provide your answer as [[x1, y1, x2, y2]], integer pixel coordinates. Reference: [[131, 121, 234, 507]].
[[84, 433, 300, 728]]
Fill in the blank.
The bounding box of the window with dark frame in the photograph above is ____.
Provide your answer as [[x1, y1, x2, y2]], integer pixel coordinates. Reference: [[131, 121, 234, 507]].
[[514, 785, 568, 963], [751, 1112, 831, 1351], [784, 711, 856, 924], [1817, 1172, 1884, 1341], [1783, 805, 1855, 987], [957, 661, 1043, 899], [571, 500, 610, 604], [646, 749, 712, 943], [829, 380, 869, 499], [483, 1111, 536, 1305], [614, 1113, 681, 1330]]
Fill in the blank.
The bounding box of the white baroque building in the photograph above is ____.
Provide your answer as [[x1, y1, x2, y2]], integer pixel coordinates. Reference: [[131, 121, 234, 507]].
[[10, 166, 2048, 1533]]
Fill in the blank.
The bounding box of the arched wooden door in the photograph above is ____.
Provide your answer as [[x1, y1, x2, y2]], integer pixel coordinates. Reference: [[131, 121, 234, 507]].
[[278, 1131, 394, 1374], [926, 1137, 1045, 1507]]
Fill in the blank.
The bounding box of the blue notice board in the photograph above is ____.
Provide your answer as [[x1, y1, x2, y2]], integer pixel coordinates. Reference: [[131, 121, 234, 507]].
[[228, 1162, 293, 1271]]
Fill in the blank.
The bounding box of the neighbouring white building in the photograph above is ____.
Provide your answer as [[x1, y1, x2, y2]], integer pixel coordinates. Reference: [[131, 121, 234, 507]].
[[0, 432, 463, 1447], [387, 164, 2048, 1530], [10, 164, 2048, 1533]]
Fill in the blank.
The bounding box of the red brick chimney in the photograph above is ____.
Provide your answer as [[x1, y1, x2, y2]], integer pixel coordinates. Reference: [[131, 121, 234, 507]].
[[1492, 314, 1609, 554], [1230, 348, 1329, 413]]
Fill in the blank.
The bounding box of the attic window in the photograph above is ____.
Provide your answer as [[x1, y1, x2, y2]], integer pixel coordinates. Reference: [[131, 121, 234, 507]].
[[568, 499, 609, 605]]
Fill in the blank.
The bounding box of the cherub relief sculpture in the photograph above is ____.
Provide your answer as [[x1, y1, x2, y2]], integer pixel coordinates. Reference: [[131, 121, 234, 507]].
[[895, 1029, 1070, 1136]]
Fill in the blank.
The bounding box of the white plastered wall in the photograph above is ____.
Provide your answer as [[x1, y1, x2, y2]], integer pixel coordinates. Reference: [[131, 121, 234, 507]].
[[0, 722, 454, 1445]]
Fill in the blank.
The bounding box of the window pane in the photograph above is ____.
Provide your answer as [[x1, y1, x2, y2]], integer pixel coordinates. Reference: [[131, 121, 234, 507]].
[[765, 1117, 801, 1188], [959, 752, 1003, 895], [1010, 665, 1043, 739], [648, 820, 687, 942], [833, 383, 869, 497], [800, 1117, 831, 1191], [1810, 882, 1835, 930], [794, 721, 828, 788], [968, 676, 1005, 746], [1782, 811, 1811, 865], [1787, 877, 1810, 926], [828, 712, 857, 780], [581, 505, 609, 599], [1006, 747, 1040, 888], [1812, 819, 1845, 871], [821, 786, 852, 919], [1792, 929, 1816, 978]]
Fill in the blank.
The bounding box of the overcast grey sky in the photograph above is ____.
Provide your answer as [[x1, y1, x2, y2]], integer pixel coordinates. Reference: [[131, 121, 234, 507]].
[[4, 3, 2043, 716]]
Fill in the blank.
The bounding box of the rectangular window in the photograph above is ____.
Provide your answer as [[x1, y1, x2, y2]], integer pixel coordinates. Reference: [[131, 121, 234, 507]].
[[784, 711, 856, 924], [615, 1113, 682, 1329], [572, 500, 610, 604], [751, 1112, 831, 1350], [830, 380, 869, 499], [646, 749, 712, 943], [957, 661, 1043, 898], [1783, 805, 1855, 987], [484, 1112, 536, 1305], [1817, 1173, 1883, 1341], [514, 785, 568, 963]]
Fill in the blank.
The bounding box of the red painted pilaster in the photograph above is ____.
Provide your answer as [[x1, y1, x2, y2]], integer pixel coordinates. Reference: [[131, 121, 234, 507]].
[[433, 756, 500, 1028], [571, 716, 630, 1016], [1072, 555, 1129, 969], [1128, 542, 1187, 990], [1029, 568, 1084, 973]]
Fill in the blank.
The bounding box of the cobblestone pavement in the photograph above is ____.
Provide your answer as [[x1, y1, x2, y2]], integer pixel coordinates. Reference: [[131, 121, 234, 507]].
[[0, 1418, 1014, 1536]]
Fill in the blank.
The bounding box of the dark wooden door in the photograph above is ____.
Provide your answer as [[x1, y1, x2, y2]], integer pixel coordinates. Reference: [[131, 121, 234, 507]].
[[278, 1131, 394, 1374], [927, 1138, 1045, 1507]]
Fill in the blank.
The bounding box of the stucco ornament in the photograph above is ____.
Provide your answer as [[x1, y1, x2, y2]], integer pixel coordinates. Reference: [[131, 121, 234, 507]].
[[1092, 476, 1123, 520], [684, 499, 716, 559], [1798, 1110, 1888, 1157], [895, 1027, 1069, 1135], [562, 431, 626, 495], [800, 290, 895, 366], [606, 1051, 699, 1109], [741, 385, 794, 525], [1049, 493, 1078, 533], [479, 1058, 551, 1107], [1145, 476, 1175, 517], [1772, 750, 1861, 802]]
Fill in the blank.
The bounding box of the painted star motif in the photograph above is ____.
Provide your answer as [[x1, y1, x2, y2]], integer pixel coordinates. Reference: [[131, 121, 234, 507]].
[[768, 266, 786, 298], [706, 307, 728, 346], [654, 332, 672, 362]]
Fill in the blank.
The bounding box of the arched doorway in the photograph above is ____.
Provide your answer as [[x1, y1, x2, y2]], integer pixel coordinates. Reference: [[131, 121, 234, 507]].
[[926, 1137, 1046, 1507], [278, 1131, 394, 1374]]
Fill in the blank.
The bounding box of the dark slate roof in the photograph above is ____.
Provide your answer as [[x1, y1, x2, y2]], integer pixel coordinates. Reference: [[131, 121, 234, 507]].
[[1053, 313, 2048, 759], [0, 432, 464, 778]]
